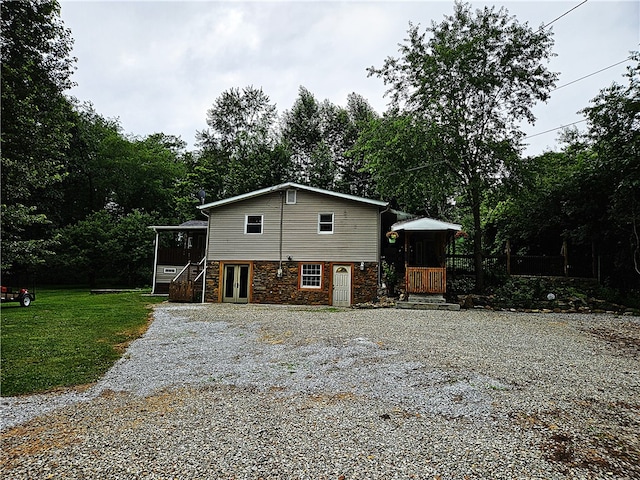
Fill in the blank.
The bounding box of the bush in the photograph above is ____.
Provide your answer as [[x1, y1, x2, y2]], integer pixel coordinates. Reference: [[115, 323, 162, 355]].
[[493, 277, 545, 309]]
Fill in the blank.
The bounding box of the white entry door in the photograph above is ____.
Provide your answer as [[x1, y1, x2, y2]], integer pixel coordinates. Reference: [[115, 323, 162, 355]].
[[332, 265, 352, 307]]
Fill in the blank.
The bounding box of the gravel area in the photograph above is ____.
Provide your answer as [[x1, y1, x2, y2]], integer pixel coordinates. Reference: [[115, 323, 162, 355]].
[[1, 303, 639, 479]]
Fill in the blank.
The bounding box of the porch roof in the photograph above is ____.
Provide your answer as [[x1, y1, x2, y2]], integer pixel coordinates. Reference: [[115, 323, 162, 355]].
[[391, 217, 461, 232], [149, 220, 208, 232]]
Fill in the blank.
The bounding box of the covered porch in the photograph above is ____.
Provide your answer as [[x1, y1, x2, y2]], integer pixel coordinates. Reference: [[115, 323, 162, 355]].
[[390, 217, 461, 298], [149, 220, 207, 296]]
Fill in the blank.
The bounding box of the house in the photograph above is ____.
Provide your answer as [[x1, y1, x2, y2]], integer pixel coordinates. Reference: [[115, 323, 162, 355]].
[[198, 182, 400, 306], [154, 182, 460, 307]]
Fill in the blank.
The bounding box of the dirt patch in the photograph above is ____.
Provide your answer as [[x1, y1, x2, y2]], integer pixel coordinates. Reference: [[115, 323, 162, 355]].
[[588, 322, 640, 357], [522, 399, 640, 477]]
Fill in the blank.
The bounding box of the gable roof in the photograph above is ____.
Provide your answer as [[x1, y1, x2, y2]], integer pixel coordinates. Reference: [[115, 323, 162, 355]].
[[391, 217, 461, 232], [198, 182, 388, 211]]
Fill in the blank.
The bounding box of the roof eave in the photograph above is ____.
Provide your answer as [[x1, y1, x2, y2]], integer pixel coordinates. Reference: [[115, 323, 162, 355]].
[[198, 182, 388, 210]]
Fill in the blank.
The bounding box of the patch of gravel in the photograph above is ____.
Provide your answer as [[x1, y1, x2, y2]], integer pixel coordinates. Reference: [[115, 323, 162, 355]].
[[2, 303, 639, 479]]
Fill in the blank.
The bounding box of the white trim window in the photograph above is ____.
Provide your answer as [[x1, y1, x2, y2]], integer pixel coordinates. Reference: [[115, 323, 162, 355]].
[[245, 214, 263, 234], [286, 189, 297, 204], [318, 213, 334, 234], [300, 263, 322, 289]]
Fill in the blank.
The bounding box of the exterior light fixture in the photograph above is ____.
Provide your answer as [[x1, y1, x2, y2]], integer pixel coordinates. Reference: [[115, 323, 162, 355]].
[[360, 261, 365, 271]]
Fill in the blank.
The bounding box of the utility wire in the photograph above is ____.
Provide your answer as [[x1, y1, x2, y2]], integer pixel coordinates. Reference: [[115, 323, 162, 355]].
[[524, 57, 632, 138], [386, 0, 594, 175], [538, 0, 588, 31], [551, 57, 632, 92], [524, 119, 587, 139]]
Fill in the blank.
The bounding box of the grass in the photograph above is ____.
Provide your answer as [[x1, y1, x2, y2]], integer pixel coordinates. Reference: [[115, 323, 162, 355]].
[[1, 288, 166, 397]]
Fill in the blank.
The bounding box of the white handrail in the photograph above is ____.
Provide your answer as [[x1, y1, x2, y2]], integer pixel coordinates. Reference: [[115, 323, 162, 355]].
[[172, 262, 191, 283]]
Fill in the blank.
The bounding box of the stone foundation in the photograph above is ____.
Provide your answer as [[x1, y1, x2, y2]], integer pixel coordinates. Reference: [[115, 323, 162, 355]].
[[204, 260, 378, 305]]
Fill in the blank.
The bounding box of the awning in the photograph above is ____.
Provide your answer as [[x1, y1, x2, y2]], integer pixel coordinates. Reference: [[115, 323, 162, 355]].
[[391, 217, 461, 232]]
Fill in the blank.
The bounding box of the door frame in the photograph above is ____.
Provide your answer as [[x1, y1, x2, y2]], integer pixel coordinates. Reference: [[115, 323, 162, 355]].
[[219, 261, 252, 303], [330, 263, 353, 307]]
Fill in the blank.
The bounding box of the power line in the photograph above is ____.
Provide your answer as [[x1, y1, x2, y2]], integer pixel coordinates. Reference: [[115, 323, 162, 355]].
[[539, 0, 589, 31], [551, 57, 632, 92], [525, 57, 633, 138], [524, 119, 587, 139]]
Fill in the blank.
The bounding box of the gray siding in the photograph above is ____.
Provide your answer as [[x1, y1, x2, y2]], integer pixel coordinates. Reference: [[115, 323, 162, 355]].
[[207, 190, 380, 262], [154, 265, 183, 284]]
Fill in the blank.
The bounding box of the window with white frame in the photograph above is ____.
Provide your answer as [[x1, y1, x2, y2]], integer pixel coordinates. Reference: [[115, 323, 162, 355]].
[[318, 213, 334, 234], [245, 214, 263, 234], [300, 263, 322, 289], [286, 189, 297, 204]]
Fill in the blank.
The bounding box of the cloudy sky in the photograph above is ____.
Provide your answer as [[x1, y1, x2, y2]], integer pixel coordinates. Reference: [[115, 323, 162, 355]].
[[59, 0, 638, 156]]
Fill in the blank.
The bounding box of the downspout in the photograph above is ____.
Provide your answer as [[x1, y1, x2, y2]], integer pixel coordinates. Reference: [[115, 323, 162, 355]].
[[278, 191, 284, 275], [200, 209, 210, 304]]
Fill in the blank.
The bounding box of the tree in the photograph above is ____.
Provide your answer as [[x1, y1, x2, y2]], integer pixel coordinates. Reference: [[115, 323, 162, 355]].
[[58, 102, 188, 223], [338, 93, 379, 198], [1, 0, 76, 273], [578, 55, 640, 282], [354, 113, 453, 217], [368, 1, 558, 290], [280, 86, 322, 184], [50, 209, 157, 287], [282, 87, 378, 195], [196, 86, 288, 197]]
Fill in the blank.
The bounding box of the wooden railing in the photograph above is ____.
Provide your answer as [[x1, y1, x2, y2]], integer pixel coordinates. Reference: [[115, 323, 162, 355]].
[[406, 267, 446, 294], [169, 257, 205, 302]]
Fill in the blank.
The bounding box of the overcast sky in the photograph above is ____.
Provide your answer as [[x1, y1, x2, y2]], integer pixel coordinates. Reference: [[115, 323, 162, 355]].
[[59, 0, 638, 156]]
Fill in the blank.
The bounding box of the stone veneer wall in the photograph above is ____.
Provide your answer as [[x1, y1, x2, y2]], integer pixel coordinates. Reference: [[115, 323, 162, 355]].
[[351, 262, 379, 304], [204, 261, 221, 303], [204, 260, 378, 305]]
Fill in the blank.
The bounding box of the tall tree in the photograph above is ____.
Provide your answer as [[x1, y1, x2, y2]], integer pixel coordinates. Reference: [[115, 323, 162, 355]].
[[339, 93, 379, 198], [197, 86, 288, 197], [282, 87, 378, 195], [1, 0, 76, 273], [579, 55, 640, 281], [281, 87, 324, 185], [355, 113, 453, 217], [368, 1, 557, 290]]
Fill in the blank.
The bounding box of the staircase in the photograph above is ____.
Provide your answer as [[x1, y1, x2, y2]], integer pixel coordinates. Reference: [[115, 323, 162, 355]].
[[396, 293, 460, 311], [169, 257, 205, 302]]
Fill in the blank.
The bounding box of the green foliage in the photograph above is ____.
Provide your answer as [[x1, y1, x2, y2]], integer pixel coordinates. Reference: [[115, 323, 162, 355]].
[[381, 260, 399, 294], [493, 277, 546, 309], [367, 1, 558, 290], [1, 0, 76, 274], [486, 54, 640, 289], [195, 86, 289, 198], [47, 209, 157, 287], [0, 289, 165, 396], [0, 204, 58, 272], [354, 114, 452, 216], [282, 87, 378, 196]]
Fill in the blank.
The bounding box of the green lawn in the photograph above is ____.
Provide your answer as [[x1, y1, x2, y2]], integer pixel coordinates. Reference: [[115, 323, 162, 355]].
[[1, 289, 166, 396]]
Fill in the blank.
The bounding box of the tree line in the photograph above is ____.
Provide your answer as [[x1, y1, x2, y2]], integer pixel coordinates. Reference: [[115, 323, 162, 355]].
[[2, 0, 638, 296]]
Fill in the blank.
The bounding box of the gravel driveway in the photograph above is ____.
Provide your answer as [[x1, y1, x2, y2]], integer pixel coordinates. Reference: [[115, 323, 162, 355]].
[[2, 303, 639, 479]]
